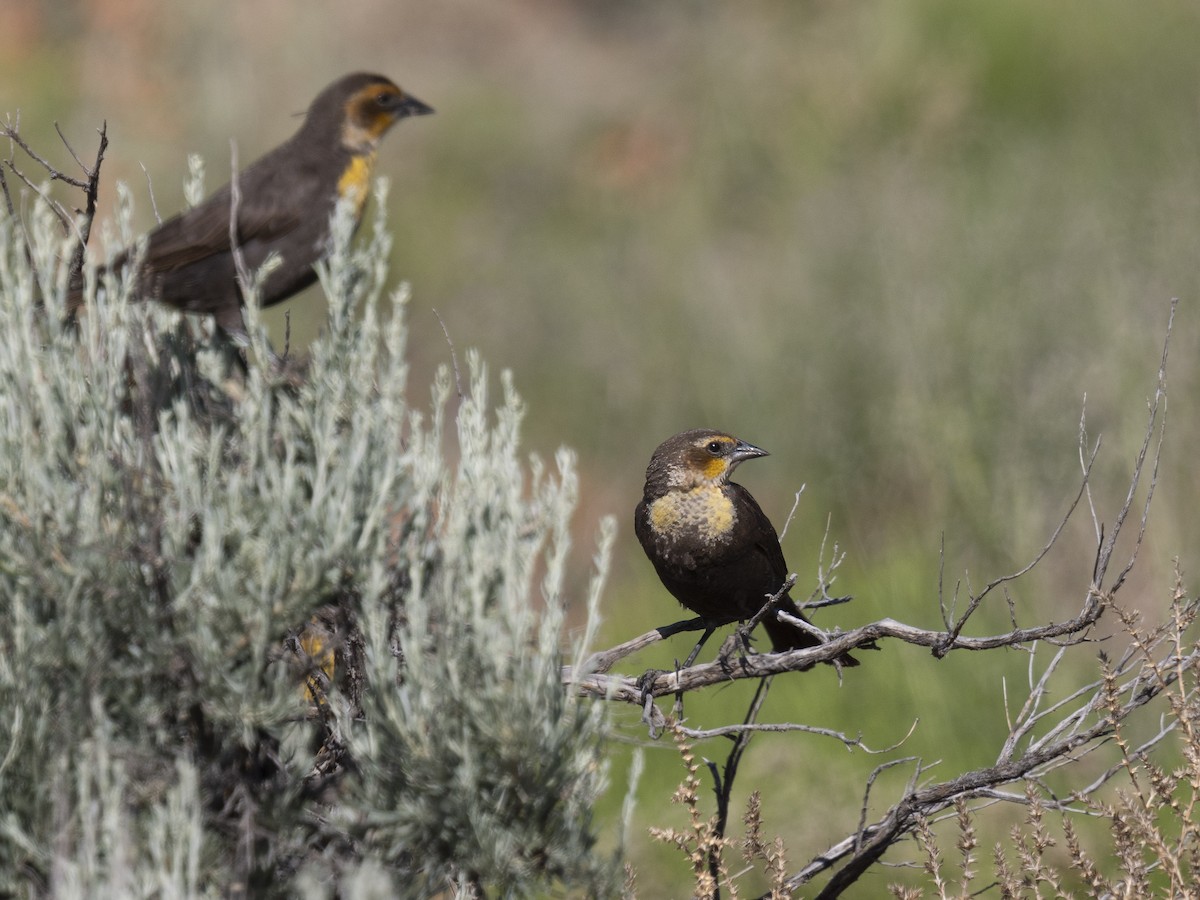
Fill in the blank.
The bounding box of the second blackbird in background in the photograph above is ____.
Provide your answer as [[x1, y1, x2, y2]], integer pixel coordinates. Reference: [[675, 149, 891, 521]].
[[69, 72, 433, 338], [634, 428, 858, 665]]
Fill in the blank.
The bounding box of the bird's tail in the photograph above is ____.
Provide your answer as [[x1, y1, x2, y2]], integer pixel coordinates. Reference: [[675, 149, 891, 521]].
[[764, 596, 859, 667]]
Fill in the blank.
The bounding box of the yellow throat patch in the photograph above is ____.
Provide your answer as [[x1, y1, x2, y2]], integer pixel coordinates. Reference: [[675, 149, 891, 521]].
[[337, 152, 377, 216], [701, 456, 729, 481]]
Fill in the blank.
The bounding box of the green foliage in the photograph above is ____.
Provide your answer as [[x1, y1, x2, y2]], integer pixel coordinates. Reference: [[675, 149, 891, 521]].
[[0, 186, 617, 897]]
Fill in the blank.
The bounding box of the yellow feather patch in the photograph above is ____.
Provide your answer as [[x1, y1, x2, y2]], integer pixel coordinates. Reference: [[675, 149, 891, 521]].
[[649, 487, 737, 545], [649, 494, 681, 533], [336, 153, 377, 214], [701, 491, 735, 538], [299, 618, 336, 704]]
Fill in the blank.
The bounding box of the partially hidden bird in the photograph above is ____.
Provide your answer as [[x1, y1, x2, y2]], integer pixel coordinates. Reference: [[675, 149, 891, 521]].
[[69, 72, 432, 338]]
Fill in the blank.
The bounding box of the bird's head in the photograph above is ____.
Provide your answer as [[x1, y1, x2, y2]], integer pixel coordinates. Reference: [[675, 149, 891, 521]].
[[303, 73, 434, 153], [644, 429, 769, 493]]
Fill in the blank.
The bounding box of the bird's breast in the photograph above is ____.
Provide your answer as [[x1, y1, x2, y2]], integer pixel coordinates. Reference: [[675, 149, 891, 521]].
[[647, 486, 737, 548], [336, 152, 377, 216]]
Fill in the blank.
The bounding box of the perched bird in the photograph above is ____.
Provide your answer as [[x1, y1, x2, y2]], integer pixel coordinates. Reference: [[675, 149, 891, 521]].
[[70, 72, 432, 337], [634, 428, 858, 665]]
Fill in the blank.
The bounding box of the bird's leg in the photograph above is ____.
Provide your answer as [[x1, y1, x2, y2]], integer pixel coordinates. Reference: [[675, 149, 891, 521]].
[[636, 624, 715, 728], [681, 625, 716, 669], [214, 304, 288, 371]]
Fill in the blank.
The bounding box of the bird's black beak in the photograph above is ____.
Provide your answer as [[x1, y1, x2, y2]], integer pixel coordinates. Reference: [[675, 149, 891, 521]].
[[400, 94, 435, 117], [731, 440, 769, 463]]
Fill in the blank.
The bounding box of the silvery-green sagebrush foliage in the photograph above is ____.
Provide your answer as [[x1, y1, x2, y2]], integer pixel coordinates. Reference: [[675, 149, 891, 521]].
[[0, 180, 617, 898]]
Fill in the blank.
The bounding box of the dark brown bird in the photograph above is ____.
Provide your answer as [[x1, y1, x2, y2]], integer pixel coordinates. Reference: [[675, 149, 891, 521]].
[[635, 428, 857, 664], [70, 72, 432, 337]]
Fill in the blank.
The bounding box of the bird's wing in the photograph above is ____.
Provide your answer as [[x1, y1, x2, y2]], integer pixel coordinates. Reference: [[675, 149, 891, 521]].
[[140, 153, 307, 273], [728, 483, 790, 584], [141, 190, 303, 273], [633, 497, 651, 550]]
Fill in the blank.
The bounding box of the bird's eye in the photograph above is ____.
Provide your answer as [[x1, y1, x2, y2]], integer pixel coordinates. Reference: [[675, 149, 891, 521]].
[[376, 92, 396, 108], [706, 440, 723, 455]]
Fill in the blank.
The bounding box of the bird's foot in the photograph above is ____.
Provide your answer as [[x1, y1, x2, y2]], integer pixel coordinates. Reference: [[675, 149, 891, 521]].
[[716, 627, 757, 673], [636, 668, 666, 700], [636, 669, 669, 737]]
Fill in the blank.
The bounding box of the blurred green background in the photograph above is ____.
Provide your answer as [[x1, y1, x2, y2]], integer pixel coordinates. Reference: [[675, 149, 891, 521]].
[[5, 0, 1200, 892]]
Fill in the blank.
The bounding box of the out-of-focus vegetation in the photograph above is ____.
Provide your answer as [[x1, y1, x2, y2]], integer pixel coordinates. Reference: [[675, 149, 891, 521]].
[[5, 1, 1200, 893]]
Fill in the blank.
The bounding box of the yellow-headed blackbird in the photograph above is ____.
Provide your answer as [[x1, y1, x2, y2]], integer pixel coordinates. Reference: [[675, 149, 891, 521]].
[[635, 428, 857, 665], [70, 72, 432, 337]]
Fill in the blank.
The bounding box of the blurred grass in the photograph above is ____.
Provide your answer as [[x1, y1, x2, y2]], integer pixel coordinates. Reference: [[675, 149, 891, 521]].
[[4, 0, 1200, 892]]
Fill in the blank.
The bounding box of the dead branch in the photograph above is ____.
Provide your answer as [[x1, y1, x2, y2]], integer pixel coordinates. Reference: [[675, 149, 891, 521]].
[[679, 718, 919, 755], [794, 635, 1200, 898], [567, 599, 1107, 704], [1, 117, 108, 294], [2, 118, 106, 236], [65, 123, 107, 287], [934, 438, 1097, 656]]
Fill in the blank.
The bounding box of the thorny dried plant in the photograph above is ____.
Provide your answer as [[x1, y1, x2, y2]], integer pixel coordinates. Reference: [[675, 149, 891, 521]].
[[742, 792, 789, 899], [648, 720, 738, 900], [651, 724, 802, 900], [893, 571, 1200, 898]]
